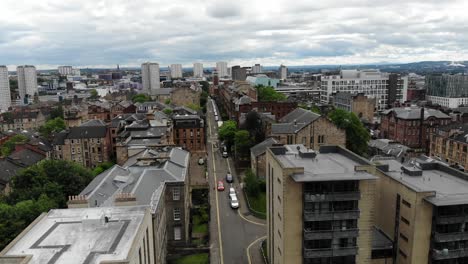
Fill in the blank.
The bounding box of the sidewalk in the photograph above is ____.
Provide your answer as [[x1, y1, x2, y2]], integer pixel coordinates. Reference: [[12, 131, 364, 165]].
[[234, 170, 266, 225]]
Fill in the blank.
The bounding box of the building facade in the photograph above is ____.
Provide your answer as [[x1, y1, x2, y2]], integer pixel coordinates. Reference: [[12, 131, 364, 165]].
[[252, 64, 263, 74], [142, 62, 161, 94], [170, 64, 183, 79], [279, 65, 287, 80], [231, 65, 247, 81], [321, 70, 408, 111], [172, 114, 205, 152], [266, 145, 378, 264], [333, 92, 376, 123], [430, 124, 468, 171], [0, 66, 11, 112], [216, 61, 228, 77], [380, 107, 451, 151], [58, 65, 73, 75], [193, 63, 203, 78], [17, 65, 38, 101], [425, 74, 468, 108]]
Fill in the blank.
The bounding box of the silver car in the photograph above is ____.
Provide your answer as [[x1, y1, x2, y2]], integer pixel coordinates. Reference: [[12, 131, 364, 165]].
[[229, 194, 239, 209]]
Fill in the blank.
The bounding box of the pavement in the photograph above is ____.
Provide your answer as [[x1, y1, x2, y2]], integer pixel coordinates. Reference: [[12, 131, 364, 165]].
[[207, 98, 266, 264]]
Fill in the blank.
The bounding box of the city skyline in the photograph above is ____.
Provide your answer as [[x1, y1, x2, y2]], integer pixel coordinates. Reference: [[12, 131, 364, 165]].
[[1, 0, 468, 69]]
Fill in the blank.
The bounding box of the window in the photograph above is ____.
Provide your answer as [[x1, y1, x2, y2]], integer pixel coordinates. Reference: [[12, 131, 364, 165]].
[[277, 177, 281, 184], [277, 195, 281, 203], [174, 226, 181, 240], [277, 247, 282, 255], [277, 229, 282, 238], [401, 216, 410, 226], [277, 212, 282, 221], [399, 249, 407, 259], [402, 199, 411, 208], [173, 208, 181, 221], [318, 135, 325, 144], [400, 233, 408, 242], [172, 187, 180, 201]]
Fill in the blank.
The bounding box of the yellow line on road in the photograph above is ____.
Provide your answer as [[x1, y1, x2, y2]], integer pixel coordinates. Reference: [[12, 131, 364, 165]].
[[237, 210, 265, 226], [247, 236, 267, 264], [209, 106, 224, 264]]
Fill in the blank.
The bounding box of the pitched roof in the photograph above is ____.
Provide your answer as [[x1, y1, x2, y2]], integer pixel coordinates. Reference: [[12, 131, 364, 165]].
[[272, 108, 321, 134], [382, 107, 450, 120], [251, 138, 279, 157]]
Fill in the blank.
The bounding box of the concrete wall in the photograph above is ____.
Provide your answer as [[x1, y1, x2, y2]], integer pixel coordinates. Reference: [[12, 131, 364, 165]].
[[356, 179, 377, 264]]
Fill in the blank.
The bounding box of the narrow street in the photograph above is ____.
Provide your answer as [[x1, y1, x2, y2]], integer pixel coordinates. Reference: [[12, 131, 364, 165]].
[[207, 98, 266, 264]]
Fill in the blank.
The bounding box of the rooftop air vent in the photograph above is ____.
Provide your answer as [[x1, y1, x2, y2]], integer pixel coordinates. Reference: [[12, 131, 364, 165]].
[[401, 166, 423, 176]]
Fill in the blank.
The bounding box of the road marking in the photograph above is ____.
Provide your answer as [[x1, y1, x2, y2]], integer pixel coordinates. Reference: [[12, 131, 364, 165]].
[[208, 105, 224, 264], [237, 210, 265, 226], [247, 236, 267, 264]]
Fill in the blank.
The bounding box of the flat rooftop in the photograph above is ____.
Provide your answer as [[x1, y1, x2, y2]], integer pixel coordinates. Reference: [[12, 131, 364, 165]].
[[272, 145, 377, 182], [376, 159, 468, 206], [2, 206, 148, 264]]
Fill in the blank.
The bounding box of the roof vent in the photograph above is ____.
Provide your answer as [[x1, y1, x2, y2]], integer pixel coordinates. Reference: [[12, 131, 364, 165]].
[[401, 166, 423, 176], [298, 149, 317, 159]]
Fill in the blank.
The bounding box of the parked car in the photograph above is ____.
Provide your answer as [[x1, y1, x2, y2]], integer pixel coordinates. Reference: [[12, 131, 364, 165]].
[[217, 180, 225, 191], [221, 146, 228, 158], [198, 158, 205, 165], [229, 194, 239, 209], [229, 187, 235, 196], [226, 173, 233, 183]]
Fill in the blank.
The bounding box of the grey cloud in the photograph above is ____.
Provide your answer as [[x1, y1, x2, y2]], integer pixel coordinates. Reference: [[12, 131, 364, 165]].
[[206, 2, 242, 18]]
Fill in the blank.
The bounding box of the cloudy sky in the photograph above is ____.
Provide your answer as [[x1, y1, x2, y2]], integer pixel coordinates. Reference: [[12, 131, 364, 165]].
[[1, 0, 468, 69]]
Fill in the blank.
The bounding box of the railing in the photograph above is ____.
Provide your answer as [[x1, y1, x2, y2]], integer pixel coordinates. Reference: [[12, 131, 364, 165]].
[[433, 232, 468, 243], [303, 210, 360, 221], [435, 215, 468, 224], [303, 228, 359, 240], [432, 248, 468, 260], [303, 247, 358, 258], [304, 192, 360, 202]]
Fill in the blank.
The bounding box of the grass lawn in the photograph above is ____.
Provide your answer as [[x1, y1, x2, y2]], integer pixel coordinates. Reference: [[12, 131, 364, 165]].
[[247, 191, 266, 215], [192, 215, 208, 234], [174, 253, 209, 264]]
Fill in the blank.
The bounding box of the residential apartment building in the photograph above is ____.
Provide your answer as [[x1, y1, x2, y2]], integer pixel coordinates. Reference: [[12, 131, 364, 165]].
[[430, 124, 468, 171], [0, 109, 47, 132], [406, 74, 426, 102], [279, 65, 287, 80], [333, 92, 376, 123], [0, 66, 11, 112], [57, 65, 73, 75], [321, 70, 408, 110], [110, 100, 137, 119], [380, 107, 451, 151], [52, 120, 111, 168], [142, 62, 161, 94], [171, 84, 201, 107], [426, 74, 468, 108], [193, 63, 203, 78], [17, 65, 38, 101], [172, 114, 205, 152], [231, 65, 247, 81], [72, 147, 191, 260], [266, 145, 379, 264], [87, 101, 111, 122], [0, 206, 155, 264], [216, 61, 228, 77], [270, 108, 346, 150], [252, 63, 263, 74], [170, 64, 183, 79]]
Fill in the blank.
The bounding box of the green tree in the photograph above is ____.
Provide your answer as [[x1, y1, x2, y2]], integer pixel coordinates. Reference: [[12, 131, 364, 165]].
[[186, 103, 201, 111], [163, 108, 173, 115], [218, 120, 237, 149], [132, 94, 151, 103], [1, 112, 14, 124], [39, 117, 66, 138], [9, 159, 93, 207], [328, 109, 370, 156], [91, 161, 115, 176], [245, 111, 265, 144], [199, 81, 209, 93], [234, 130, 254, 157], [1, 134, 28, 157], [164, 98, 172, 105], [89, 89, 99, 99], [255, 85, 287, 102], [244, 169, 259, 198], [49, 105, 64, 119]]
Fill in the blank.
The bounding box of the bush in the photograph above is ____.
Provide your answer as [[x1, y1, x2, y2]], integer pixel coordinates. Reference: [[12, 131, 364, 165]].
[[244, 169, 259, 198]]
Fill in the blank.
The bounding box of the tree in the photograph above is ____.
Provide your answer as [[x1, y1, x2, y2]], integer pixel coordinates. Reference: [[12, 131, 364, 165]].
[[328, 109, 370, 156], [186, 103, 201, 111], [199, 81, 209, 93], [163, 108, 173, 115], [1, 112, 14, 124], [1, 134, 28, 157], [39, 117, 66, 138], [255, 85, 287, 102], [245, 111, 265, 144], [234, 130, 254, 158], [89, 89, 99, 99], [164, 98, 171, 105], [49, 105, 64, 119], [9, 159, 93, 207], [218, 120, 237, 149], [132, 94, 151, 103], [91, 161, 115, 176], [244, 169, 259, 198]]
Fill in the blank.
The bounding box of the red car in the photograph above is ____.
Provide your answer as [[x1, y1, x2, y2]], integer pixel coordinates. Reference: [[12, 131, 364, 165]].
[[217, 180, 225, 191]]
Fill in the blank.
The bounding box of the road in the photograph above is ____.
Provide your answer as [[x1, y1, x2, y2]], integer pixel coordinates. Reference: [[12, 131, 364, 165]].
[[207, 98, 266, 264]]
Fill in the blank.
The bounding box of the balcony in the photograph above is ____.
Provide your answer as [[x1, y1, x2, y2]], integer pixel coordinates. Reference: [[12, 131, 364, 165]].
[[435, 215, 468, 224], [433, 232, 468, 243], [304, 247, 358, 258], [432, 248, 468, 260], [304, 210, 360, 221], [304, 229, 359, 240], [304, 192, 361, 202]]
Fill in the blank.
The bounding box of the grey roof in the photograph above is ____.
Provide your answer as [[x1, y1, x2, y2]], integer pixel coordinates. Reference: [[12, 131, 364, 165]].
[[67, 126, 107, 139], [272, 108, 321, 134], [129, 127, 166, 138], [251, 138, 279, 157], [372, 227, 393, 250], [8, 148, 45, 167], [272, 144, 377, 182], [369, 139, 410, 159], [52, 131, 68, 145], [80, 119, 106, 127], [152, 88, 172, 95], [80, 147, 189, 212], [382, 107, 450, 120], [173, 106, 197, 115], [0, 160, 21, 185]]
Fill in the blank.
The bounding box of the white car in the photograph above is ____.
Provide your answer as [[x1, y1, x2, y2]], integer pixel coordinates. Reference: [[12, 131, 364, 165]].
[[198, 158, 205, 165], [229, 194, 239, 209], [229, 187, 236, 196]]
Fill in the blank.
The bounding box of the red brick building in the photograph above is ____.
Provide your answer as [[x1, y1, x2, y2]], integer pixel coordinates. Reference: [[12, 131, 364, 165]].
[[87, 101, 111, 122], [380, 107, 451, 151], [172, 114, 205, 152]]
